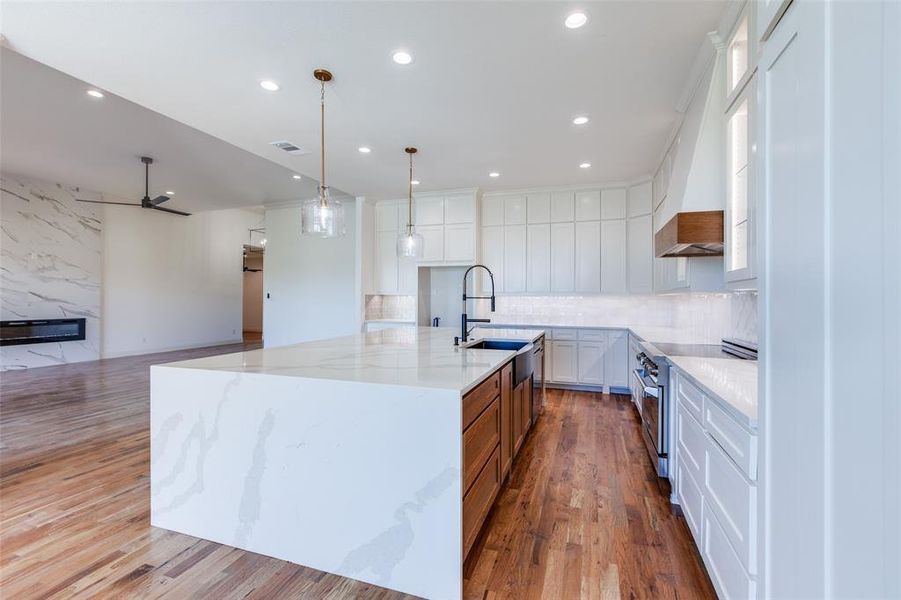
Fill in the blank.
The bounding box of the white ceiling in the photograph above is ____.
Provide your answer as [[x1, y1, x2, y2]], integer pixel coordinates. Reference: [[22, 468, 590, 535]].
[[1, 1, 729, 204], [0, 48, 337, 212]]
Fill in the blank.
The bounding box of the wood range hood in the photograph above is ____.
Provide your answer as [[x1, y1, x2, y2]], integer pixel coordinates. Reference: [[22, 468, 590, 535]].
[[654, 210, 725, 258]]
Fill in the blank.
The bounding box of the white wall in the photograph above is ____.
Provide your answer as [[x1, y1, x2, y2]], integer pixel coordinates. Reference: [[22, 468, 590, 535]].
[[263, 201, 359, 346], [102, 204, 263, 357], [0, 173, 103, 369]]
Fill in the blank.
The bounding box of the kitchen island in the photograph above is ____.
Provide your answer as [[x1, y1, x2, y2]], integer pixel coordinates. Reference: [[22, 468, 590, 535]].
[[150, 326, 544, 600]]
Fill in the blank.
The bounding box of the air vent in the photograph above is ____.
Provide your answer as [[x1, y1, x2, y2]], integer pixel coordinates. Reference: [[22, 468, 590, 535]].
[[269, 140, 309, 155]]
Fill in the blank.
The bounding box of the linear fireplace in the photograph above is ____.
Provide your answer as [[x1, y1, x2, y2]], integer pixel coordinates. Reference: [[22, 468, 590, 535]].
[[0, 318, 87, 346]]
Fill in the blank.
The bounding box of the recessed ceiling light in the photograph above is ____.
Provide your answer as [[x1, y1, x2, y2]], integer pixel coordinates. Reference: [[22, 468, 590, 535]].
[[565, 11, 589, 29], [411, 180, 420, 185], [165, 190, 174, 195], [572, 116, 589, 125], [259, 80, 280, 92], [579, 162, 592, 169], [86, 89, 104, 98], [489, 172, 500, 178], [358, 146, 372, 153], [392, 50, 413, 65], [292, 174, 302, 180]]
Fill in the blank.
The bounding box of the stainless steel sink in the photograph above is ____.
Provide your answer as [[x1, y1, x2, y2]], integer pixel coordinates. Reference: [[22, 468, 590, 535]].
[[464, 339, 534, 387]]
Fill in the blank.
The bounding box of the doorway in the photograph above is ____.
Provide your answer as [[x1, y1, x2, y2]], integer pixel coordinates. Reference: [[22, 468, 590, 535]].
[[242, 243, 264, 343]]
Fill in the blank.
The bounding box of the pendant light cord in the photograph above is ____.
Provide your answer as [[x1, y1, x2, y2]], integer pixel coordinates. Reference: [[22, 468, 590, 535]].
[[408, 152, 413, 231], [319, 80, 327, 208]]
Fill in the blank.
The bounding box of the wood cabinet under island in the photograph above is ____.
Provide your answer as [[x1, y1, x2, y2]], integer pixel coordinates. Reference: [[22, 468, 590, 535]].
[[150, 326, 544, 600]]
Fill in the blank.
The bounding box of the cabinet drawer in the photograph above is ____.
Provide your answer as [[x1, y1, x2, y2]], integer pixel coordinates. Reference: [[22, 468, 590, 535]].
[[578, 329, 606, 342], [552, 328, 577, 341], [677, 459, 704, 545], [463, 446, 501, 558], [703, 509, 757, 600], [705, 400, 758, 481], [705, 435, 758, 575], [463, 371, 500, 430], [677, 373, 705, 423], [463, 398, 500, 494], [677, 403, 706, 485]]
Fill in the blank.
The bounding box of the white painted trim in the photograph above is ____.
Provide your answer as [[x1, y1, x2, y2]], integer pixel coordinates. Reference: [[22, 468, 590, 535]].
[[481, 177, 652, 198]]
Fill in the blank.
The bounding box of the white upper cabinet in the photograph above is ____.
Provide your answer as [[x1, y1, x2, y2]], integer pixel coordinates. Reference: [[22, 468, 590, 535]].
[[725, 78, 756, 284], [414, 196, 444, 226], [756, 0, 790, 42], [418, 225, 444, 263], [550, 192, 575, 222], [575, 190, 601, 221], [575, 221, 601, 292], [526, 224, 550, 292], [504, 195, 527, 225], [600, 220, 627, 293], [445, 223, 475, 263], [527, 193, 551, 223], [482, 195, 504, 226], [627, 181, 653, 218], [503, 225, 527, 292], [550, 223, 575, 292], [480, 226, 504, 293], [601, 188, 627, 220], [444, 193, 475, 224], [628, 214, 654, 293], [727, 13, 751, 102]]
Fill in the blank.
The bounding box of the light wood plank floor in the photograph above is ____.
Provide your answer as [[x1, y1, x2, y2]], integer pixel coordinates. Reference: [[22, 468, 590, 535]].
[[1, 343, 714, 599]]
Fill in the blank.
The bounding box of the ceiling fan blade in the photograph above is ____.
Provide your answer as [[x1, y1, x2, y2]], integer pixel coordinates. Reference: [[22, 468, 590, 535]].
[[150, 195, 170, 206], [151, 205, 191, 217], [76, 198, 142, 207]]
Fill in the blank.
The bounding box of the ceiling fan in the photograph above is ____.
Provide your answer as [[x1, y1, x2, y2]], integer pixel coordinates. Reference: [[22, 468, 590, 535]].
[[76, 156, 190, 216]]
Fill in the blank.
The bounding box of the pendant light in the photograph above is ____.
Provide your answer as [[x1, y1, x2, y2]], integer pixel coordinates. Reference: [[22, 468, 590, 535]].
[[301, 69, 345, 238], [397, 147, 423, 258]]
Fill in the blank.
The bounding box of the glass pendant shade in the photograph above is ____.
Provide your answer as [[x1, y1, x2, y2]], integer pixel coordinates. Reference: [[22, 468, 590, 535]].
[[397, 225, 423, 258], [301, 189, 345, 238]]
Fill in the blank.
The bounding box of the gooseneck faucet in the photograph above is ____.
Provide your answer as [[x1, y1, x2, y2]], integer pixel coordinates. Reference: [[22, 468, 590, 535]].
[[458, 264, 496, 344]]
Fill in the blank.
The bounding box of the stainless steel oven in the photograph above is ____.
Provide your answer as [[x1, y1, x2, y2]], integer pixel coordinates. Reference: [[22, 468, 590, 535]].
[[633, 350, 668, 477]]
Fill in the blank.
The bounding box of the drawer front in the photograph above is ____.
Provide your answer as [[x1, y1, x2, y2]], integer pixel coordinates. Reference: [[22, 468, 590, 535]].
[[578, 329, 607, 342], [677, 403, 706, 486], [677, 372, 705, 423], [463, 397, 500, 494], [463, 371, 501, 430], [463, 446, 501, 558], [677, 459, 704, 545], [705, 436, 758, 574], [704, 509, 757, 600], [552, 328, 577, 341], [705, 400, 758, 481]]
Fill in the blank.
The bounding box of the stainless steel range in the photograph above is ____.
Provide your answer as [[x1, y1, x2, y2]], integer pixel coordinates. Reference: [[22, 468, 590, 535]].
[[632, 348, 668, 477]]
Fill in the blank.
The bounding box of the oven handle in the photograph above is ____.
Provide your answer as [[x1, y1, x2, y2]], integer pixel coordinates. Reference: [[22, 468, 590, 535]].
[[632, 369, 659, 398]]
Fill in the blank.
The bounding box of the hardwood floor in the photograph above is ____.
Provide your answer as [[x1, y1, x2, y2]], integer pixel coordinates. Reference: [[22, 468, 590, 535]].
[[1, 345, 714, 599]]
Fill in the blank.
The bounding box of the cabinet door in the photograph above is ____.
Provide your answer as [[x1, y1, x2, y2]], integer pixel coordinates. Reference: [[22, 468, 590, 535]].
[[550, 191, 575, 222], [504, 195, 527, 225], [445, 223, 475, 262], [627, 214, 653, 293], [527, 193, 550, 223], [503, 225, 527, 292], [601, 188, 627, 220], [575, 190, 601, 221], [600, 220, 627, 293], [550, 223, 575, 292], [725, 77, 757, 284], [603, 330, 628, 388], [415, 196, 444, 226], [482, 195, 505, 226], [480, 226, 504, 293], [419, 225, 444, 263], [375, 230, 398, 293], [627, 181, 653, 217], [444, 193, 475, 224], [577, 341, 604, 385], [526, 224, 550, 292], [551, 341, 577, 383], [757, 0, 791, 42], [574, 221, 601, 292]]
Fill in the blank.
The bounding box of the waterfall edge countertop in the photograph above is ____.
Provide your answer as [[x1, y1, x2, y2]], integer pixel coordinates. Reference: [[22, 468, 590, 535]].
[[155, 326, 545, 395]]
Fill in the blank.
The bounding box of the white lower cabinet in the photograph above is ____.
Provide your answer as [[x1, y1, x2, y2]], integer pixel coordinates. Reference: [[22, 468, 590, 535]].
[[550, 341, 577, 383], [577, 341, 604, 385], [603, 330, 628, 388], [704, 509, 757, 600], [677, 459, 705, 542], [705, 434, 757, 575]]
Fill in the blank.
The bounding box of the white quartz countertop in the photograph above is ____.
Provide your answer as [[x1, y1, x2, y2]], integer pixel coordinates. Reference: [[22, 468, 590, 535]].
[[156, 326, 545, 395], [668, 356, 758, 426]]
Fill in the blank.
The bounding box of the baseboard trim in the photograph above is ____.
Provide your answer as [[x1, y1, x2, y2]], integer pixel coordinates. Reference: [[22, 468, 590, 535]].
[[101, 338, 244, 360], [544, 382, 631, 395]]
